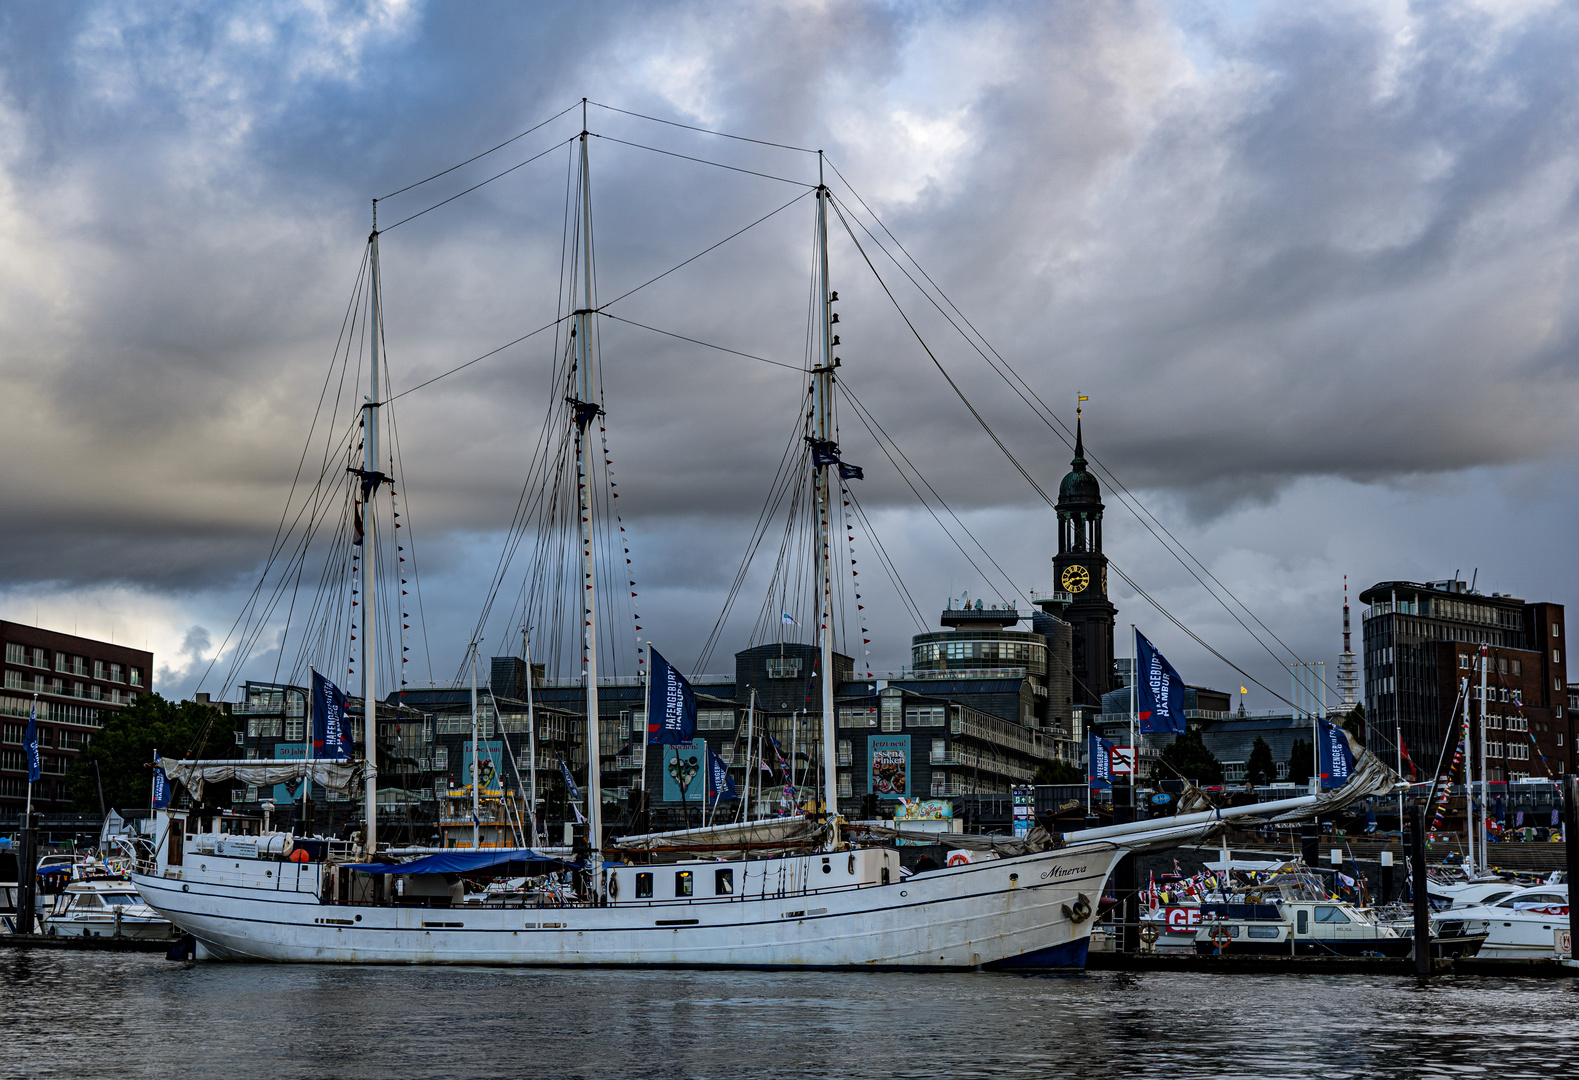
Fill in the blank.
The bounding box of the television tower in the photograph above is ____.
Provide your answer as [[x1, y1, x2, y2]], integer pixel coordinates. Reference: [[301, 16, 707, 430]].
[[1337, 575, 1359, 711]]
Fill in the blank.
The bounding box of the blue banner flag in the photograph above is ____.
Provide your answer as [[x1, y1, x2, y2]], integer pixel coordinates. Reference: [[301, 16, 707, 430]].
[[1088, 729, 1114, 791], [646, 646, 697, 746], [312, 671, 354, 761], [1317, 719, 1355, 790], [559, 759, 586, 824], [24, 699, 40, 783], [838, 461, 864, 481], [1135, 629, 1188, 735], [706, 746, 737, 802], [151, 750, 172, 810]]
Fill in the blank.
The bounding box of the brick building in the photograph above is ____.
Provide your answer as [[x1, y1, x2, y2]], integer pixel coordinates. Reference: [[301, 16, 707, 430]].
[[0, 621, 153, 809], [1360, 579, 1567, 783]]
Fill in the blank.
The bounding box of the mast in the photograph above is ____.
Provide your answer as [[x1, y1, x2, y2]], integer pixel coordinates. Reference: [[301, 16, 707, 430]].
[[573, 103, 604, 889], [814, 153, 838, 834], [1462, 676, 1474, 877], [524, 626, 538, 847], [362, 218, 382, 855], [471, 642, 480, 849], [1478, 643, 1489, 875]]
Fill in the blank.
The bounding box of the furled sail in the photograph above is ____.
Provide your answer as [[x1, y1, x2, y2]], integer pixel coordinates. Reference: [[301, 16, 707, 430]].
[[162, 758, 364, 802]]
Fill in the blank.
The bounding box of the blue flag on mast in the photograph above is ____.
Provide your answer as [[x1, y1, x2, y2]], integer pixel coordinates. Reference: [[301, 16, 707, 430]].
[[151, 750, 172, 810], [706, 745, 737, 802], [1135, 629, 1188, 735], [646, 646, 696, 746], [1088, 729, 1114, 791], [1317, 719, 1355, 790], [312, 671, 354, 761], [23, 699, 40, 783], [559, 759, 586, 824]]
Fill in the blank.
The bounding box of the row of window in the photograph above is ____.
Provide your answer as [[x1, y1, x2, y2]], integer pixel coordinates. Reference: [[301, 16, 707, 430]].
[[0, 749, 68, 773], [2, 723, 94, 751], [3, 670, 134, 704], [2, 644, 142, 685], [912, 640, 1045, 664], [1456, 653, 1526, 675]]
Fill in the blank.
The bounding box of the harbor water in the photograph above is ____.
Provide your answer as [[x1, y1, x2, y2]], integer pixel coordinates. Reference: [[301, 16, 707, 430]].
[[3, 951, 1577, 1078]]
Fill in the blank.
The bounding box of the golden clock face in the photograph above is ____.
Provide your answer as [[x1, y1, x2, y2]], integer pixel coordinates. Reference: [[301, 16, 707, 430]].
[[1061, 564, 1089, 593]]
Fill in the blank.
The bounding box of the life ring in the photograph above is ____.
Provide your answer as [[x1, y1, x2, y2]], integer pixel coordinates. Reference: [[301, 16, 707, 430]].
[[607, 872, 619, 900], [946, 853, 971, 867], [289, 848, 310, 863], [1208, 923, 1232, 951]]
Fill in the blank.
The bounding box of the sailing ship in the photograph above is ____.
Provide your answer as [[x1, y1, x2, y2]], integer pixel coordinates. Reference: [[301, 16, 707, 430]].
[[131, 109, 1399, 966]]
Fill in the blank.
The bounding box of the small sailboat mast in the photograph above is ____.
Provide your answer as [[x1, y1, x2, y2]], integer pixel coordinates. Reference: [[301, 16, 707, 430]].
[[813, 155, 838, 830], [362, 216, 383, 854], [572, 104, 605, 887]]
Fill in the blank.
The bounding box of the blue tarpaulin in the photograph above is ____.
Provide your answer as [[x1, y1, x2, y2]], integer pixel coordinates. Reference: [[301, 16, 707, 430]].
[[345, 849, 570, 875]]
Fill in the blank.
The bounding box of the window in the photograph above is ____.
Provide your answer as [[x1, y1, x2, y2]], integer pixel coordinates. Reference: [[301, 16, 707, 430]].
[[234, 730, 244, 745], [838, 707, 877, 728], [1556, 650, 1563, 665], [636, 872, 653, 898], [244, 785, 259, 801], [1555, 623, 1562, 639], [697, 710, 735, 731], [247, 717, 283, 739], [89, 685, 102, 701], [31, 648, 45, 668], [838, 772, 853, 798], [675, 871, 693, 897], [72, 682, 84, 699], [715, 868, 733, 895], [54, 653, 67, 672], [1313, 906, 1351, 924], [93, 660, 105, 680], [1558, 734, 1564, 746], [880, 694, 902, 733], [930, 739, 948, 764], [766, 658, 802, 679], [285, 720, 305, 741], [3, 644, 21, 665], [433, 747, 448, 770], [1, 724, 21, 744], [1513, 659, 1522, 675], [1500, 688, 1509, 702], [1458, 654, 1470, 669], [905, 707, 946, 728], [630, 710, 645, 733], [1, 749, 23, 771], [837, 739, 852, 766], [129, 668, 143, 687], [3, 671, 21, 691], [109, 663, 123, 683]]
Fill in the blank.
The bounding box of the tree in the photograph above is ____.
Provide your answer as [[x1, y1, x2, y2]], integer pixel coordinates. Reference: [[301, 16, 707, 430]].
[[1151, 728, 1223, 785], [1246, 736, 1277, 787], [1287, 738, 1312, 787], [65, 693, 229, 813], [1034, 760, 1084, 785], [1342, 702, 1365, 744]]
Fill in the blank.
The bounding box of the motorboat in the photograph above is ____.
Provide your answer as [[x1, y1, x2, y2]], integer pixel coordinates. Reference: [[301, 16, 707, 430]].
[[1453, 883, 1570, 958], [41, 878, 177, 940]]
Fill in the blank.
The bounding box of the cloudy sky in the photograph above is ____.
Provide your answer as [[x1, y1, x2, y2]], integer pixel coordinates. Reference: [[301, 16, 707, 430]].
[[1, 0, 1577, 708]]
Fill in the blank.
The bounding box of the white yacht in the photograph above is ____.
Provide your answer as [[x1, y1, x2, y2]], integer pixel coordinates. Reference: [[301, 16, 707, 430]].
[[1453, 884, 1570, 958], [41, 879, 176, 940]]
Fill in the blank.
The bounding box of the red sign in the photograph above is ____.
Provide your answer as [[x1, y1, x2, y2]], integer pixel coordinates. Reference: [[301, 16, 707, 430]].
[[1110, 746, 1136, 776], [1164, 907, 1202, 932]]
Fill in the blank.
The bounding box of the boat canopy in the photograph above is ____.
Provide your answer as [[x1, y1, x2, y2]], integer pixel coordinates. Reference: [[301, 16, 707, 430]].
[[344, 848, 571, 875], [163, 759, 363, 801]]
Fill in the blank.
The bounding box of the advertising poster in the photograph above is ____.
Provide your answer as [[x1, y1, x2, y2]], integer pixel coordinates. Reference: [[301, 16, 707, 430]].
[[462, 740, 506, 792], [661, 737, 710, 803], [868, 735, 911, 800]]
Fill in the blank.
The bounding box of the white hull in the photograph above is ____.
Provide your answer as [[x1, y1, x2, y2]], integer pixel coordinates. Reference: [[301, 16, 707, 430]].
[[133, 842, 1122, 969]]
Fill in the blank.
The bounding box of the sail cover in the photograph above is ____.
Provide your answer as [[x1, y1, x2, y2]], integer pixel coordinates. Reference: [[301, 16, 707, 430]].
[[162, 758, 363, 801], [344, 848, 570, 875]]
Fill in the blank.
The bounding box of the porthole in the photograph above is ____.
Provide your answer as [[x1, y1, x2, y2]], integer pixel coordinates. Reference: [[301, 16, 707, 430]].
[[354, 914, 362, 922], [822, 863, 832, 874], [182, 884, 190, 893]]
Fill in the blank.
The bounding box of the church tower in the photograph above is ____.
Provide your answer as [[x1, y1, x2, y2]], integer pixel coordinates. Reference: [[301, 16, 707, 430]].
[[1052, 415, 1117, 708]]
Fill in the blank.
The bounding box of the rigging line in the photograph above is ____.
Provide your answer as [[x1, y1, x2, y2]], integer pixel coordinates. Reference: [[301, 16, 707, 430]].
[[598, 314, 804, 371], [1107, 560, 1299, 712], [586, 100, 817, 155], [824, 174, 1313, 679], [835, 381, 1027, 607], [588, 133, 816, 188], [379, 100, 581, 201], [382, 137, 575, 232], [826, 198, 1056, 508], [386, 315, 570, 403], [595, 188, 815, 312], [842, 486, 927, 632]]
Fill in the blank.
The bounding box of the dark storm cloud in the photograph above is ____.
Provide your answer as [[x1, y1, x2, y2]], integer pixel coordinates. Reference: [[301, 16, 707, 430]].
[[2, 0, 1578, 696]]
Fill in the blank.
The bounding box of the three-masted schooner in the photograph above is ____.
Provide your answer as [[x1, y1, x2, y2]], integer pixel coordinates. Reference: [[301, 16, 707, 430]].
[[131, 111, 1398, 967]]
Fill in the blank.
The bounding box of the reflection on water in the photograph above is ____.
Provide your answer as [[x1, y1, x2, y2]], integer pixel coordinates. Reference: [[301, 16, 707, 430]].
[[3, 951, 1578, 1078]]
